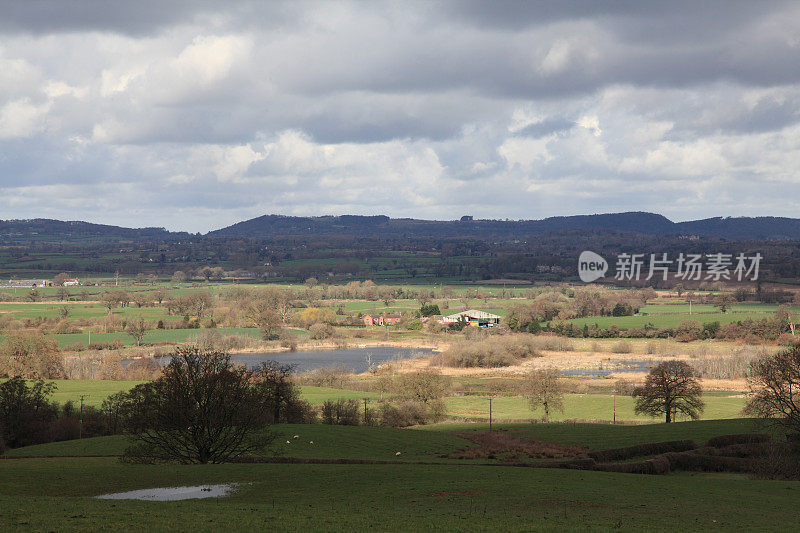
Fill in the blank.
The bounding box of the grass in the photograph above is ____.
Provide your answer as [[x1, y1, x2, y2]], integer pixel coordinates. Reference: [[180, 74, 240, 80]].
[[3, 423, 472, 462], [444, 393, 747, 422], [36, 380, 388, 409], [5, 419, 766, 458], [564, 312, 793, 330], [47, 380, 145, 407], [424, 419, 768, 448], [50, 327, 263, 348], [3, 434, 800, 530]]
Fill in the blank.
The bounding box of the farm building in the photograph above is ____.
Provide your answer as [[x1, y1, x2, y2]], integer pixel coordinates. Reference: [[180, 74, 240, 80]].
[[441, 309, 501, 327], [5, 279, 52, 288], [362, 314, 402, 326], [62, 278, 80, 286]]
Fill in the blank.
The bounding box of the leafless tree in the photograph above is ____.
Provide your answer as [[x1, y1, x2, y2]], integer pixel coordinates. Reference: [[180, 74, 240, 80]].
[[126, 317, 148, 347], [522, 367, 564, 422], [744, 344, 800, 442]]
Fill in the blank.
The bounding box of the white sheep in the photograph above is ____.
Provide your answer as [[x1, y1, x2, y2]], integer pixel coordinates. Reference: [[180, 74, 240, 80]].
[[395, 452, 401, 456]]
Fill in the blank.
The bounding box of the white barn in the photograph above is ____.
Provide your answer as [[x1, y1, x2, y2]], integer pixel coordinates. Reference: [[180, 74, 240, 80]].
[[441, 309, 501, 327]]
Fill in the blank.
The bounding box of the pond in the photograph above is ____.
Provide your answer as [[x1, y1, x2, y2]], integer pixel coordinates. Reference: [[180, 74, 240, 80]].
[[559, 360, 655, 378], [96, 484, 240, 501], [151, 346, 434, 374]]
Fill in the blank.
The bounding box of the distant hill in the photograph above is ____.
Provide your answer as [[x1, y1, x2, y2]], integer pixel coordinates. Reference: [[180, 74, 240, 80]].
[[0, 219, 188, 243], [207, 212, 800, 241], [4, 213, 800, 244]]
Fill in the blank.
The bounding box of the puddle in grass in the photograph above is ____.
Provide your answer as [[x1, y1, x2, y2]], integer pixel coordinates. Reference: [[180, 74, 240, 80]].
[[95, 483, 241, 501]]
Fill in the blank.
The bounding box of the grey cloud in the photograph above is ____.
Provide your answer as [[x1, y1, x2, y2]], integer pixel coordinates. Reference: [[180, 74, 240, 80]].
[[1, 1, 799, 232]]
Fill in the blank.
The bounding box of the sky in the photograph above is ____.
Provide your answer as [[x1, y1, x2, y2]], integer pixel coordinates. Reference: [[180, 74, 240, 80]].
[[1, 0, 800, 233]]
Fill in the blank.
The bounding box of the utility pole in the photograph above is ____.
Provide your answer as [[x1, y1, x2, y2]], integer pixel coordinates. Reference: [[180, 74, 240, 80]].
[[363, 398, 369, 424], [612, 389, 616, 424], [488, 397, 493, 430], [79, 395, 86, 439], [115, 270, 119, 286]]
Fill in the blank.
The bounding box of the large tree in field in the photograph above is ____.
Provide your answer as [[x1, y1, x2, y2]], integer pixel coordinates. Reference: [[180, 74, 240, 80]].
[[126, 317, 148, 346], [744, 344, 800, 443], [118, 347, 277, 463], [634, 360, 704, 423], [522, 368, 564, 423]]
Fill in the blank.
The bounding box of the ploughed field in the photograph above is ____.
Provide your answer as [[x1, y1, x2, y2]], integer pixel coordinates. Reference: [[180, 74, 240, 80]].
[[2, 419, 798, 531]]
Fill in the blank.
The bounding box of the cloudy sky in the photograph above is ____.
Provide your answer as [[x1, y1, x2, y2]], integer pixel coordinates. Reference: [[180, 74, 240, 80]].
[[1, 1, 799, 232]]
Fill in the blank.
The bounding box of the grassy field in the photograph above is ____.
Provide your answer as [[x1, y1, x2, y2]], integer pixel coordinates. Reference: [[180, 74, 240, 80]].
[[2, 419, 799, 531], [47, 380, 145, 406], [37, 380, 385, 408], [445, 392, 747, 422], [38, 380, 748, 421], [48, 327, 264, 348], [564, 312, 794, 330], [3, 423, 472, 462], [424, 418, 768, 448]]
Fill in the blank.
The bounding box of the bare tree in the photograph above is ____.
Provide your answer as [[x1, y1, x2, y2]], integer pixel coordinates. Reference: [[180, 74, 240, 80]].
[[118, 348, 278, 463], [713, 293, 736, 313], [634, 360, 704, 423], [126, 318, 148, 347], [744, 344, 800, 442], [522, 367, 564, 422]]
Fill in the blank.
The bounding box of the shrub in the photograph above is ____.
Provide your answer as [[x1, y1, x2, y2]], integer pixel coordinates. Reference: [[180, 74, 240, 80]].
[[705, 433, 771, 448], [662, 451, 751, 473], [125, 357, 162, 380], [321, 399, 360, 425], [309, 322, 334, 340], [594, 456, 671, 475], [610, 340, 633, 354], [297, 364, 352, 388], [749, 443, 800, 480], [433, 336, 542, 368], [0, 377, 60, 449], [196, 330, 259, 352], [0, 331, 64, 379], [530, 336, 574, 352], [587, 440, 697, 462], [420, 304, 441, 317], [379, 401, 428, 427]]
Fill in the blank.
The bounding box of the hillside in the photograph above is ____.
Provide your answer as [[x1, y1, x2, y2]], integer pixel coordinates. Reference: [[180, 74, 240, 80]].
[[0, 219, 188, 244], [208, 212, 800, 241]]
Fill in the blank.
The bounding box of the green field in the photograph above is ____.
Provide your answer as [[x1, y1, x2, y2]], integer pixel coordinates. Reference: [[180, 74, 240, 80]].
[[33, 380, 385, 408], [2, 419, 799, 531], [565, 311, 795, 330], [40, 380, 747, 423], [445, 392, 747, 422], [49, 327, 264, 348], [424, 418, 767, 448]]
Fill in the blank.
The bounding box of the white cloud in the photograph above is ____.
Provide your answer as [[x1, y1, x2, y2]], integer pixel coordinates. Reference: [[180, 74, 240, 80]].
[[0, 98, 50, 139], [0, 2, 799, 230]]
